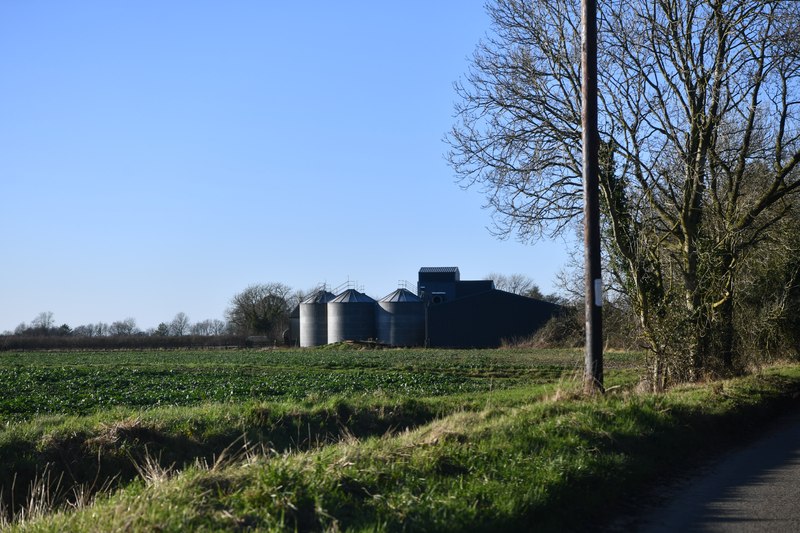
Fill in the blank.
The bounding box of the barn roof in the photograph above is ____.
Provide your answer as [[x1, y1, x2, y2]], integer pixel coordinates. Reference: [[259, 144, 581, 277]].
[[418, 267, 460, 274]]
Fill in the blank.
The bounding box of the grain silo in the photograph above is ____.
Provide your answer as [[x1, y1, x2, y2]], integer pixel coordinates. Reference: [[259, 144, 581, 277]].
[[376, 288, 425, 347], [327, 289, 376, 343], [299, 290, 336, 347]]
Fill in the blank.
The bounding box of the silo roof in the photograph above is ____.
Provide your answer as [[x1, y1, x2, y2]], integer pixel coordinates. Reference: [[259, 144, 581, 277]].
[[302, 290, 336, 304], [331, 289, 375, 303], [380, 288, 422, 303]]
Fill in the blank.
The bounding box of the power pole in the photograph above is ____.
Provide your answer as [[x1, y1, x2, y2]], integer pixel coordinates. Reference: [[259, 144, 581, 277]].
[[582, 0, 604, 394]]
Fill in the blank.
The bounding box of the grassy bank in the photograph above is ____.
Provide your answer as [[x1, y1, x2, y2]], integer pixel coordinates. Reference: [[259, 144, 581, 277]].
[[0, 347, 637, 526], [2, 355, 799, 531]]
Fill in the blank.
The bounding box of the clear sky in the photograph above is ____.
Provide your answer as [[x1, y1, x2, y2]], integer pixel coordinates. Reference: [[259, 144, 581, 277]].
[[0, 1, 573, 333]]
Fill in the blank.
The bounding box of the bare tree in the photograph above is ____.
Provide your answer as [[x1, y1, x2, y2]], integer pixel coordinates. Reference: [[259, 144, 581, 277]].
[[169, 312, 190, 336], [487, 272, 545, 299], [31, 311, 55, 331], [109, 318, 138, 336], [73, 322, 110, 337], [190, 319, 211, 336], [14, 312, 60, 336], [71, 324, 94, 337], [448, 0, 800, 386], [226, 283, 293, 339], [189, 318, 226, 336], [209, 319, 228, 335]]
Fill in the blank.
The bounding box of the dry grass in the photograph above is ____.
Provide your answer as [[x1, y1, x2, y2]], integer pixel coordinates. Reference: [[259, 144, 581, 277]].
[[131, 448, 175, 487], [1, 465, 65, 527]]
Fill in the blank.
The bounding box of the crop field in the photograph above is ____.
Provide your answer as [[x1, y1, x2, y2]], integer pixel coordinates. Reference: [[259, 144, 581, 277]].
[[0, 347, 638, 421], [5, 346, 797, 531]]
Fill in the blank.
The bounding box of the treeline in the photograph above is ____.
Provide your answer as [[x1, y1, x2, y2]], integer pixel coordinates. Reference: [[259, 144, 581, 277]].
[[8, 312, 228, 338], [1, 311, 244, 351], [2, 283, 306, 351], [0, 334, 248, 351]]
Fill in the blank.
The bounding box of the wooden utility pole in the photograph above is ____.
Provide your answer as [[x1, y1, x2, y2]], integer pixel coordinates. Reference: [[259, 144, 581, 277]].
[[582, 0, 604, 394]]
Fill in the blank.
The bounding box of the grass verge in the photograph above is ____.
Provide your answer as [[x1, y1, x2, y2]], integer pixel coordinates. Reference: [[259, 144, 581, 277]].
[[5, 365, 800, 531]]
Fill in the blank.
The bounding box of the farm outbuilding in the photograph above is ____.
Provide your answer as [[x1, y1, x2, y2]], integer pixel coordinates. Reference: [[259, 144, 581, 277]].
[[417, 266, 559, 348], [425, 287, 559, 348], [292, 267, 559, 348]]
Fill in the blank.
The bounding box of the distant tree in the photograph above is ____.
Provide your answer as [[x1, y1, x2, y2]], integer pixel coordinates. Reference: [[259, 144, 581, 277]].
[[487, 273, 541, 297], [169, 312, 190, 336], [290, 289, 308, 310], [31, 311, 54, 331], [487, 272, 563, 302], [226, 283, 293, 339], [189, 319, 227, 336], [209, 319, 228, 335], [290, 284, 327, 310], [190, 319, 212, 336], [109, 318, 137, 336], [57, 324, 72, 336], [153, 322, 170, 336], [71, 324, 94, 337], [12, 312, 62, 336]]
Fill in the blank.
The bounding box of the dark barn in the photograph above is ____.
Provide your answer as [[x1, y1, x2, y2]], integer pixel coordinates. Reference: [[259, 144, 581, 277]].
[[426, 289, 560, 348], [418, 267, 560, 348]]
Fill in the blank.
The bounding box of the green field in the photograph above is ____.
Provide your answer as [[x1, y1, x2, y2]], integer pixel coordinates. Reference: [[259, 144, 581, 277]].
[[2, 347, 798, 531], [0, 347, 638, 421]]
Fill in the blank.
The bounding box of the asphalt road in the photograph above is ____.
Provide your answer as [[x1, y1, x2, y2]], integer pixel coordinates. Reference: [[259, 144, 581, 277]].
[[615, 410, 800, 532]]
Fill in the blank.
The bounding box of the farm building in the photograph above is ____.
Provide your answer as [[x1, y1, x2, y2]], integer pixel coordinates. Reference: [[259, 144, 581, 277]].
[[289, 267, 560, 349]]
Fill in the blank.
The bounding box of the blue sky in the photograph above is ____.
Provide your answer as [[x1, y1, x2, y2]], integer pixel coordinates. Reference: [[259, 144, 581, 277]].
[[0, 1, 572, 333]]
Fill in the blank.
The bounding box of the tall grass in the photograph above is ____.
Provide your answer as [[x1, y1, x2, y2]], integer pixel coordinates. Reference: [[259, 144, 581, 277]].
[[5, 366, 800, 531]]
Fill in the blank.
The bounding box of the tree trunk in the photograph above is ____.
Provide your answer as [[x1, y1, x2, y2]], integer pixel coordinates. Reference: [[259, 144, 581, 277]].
[[716, 252, 737, 373]]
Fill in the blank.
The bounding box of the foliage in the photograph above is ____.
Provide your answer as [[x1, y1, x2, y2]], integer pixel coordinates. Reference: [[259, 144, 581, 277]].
[[225, 283, 294, 339], [733, 207, 800, 364], [447, 0, 800, 386]]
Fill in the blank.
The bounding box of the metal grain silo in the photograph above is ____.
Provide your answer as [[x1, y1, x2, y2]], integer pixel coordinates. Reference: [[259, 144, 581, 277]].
[[327, 289, 376, 343], [377, 288, 425, 347], [299, 290, 336, 347]]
